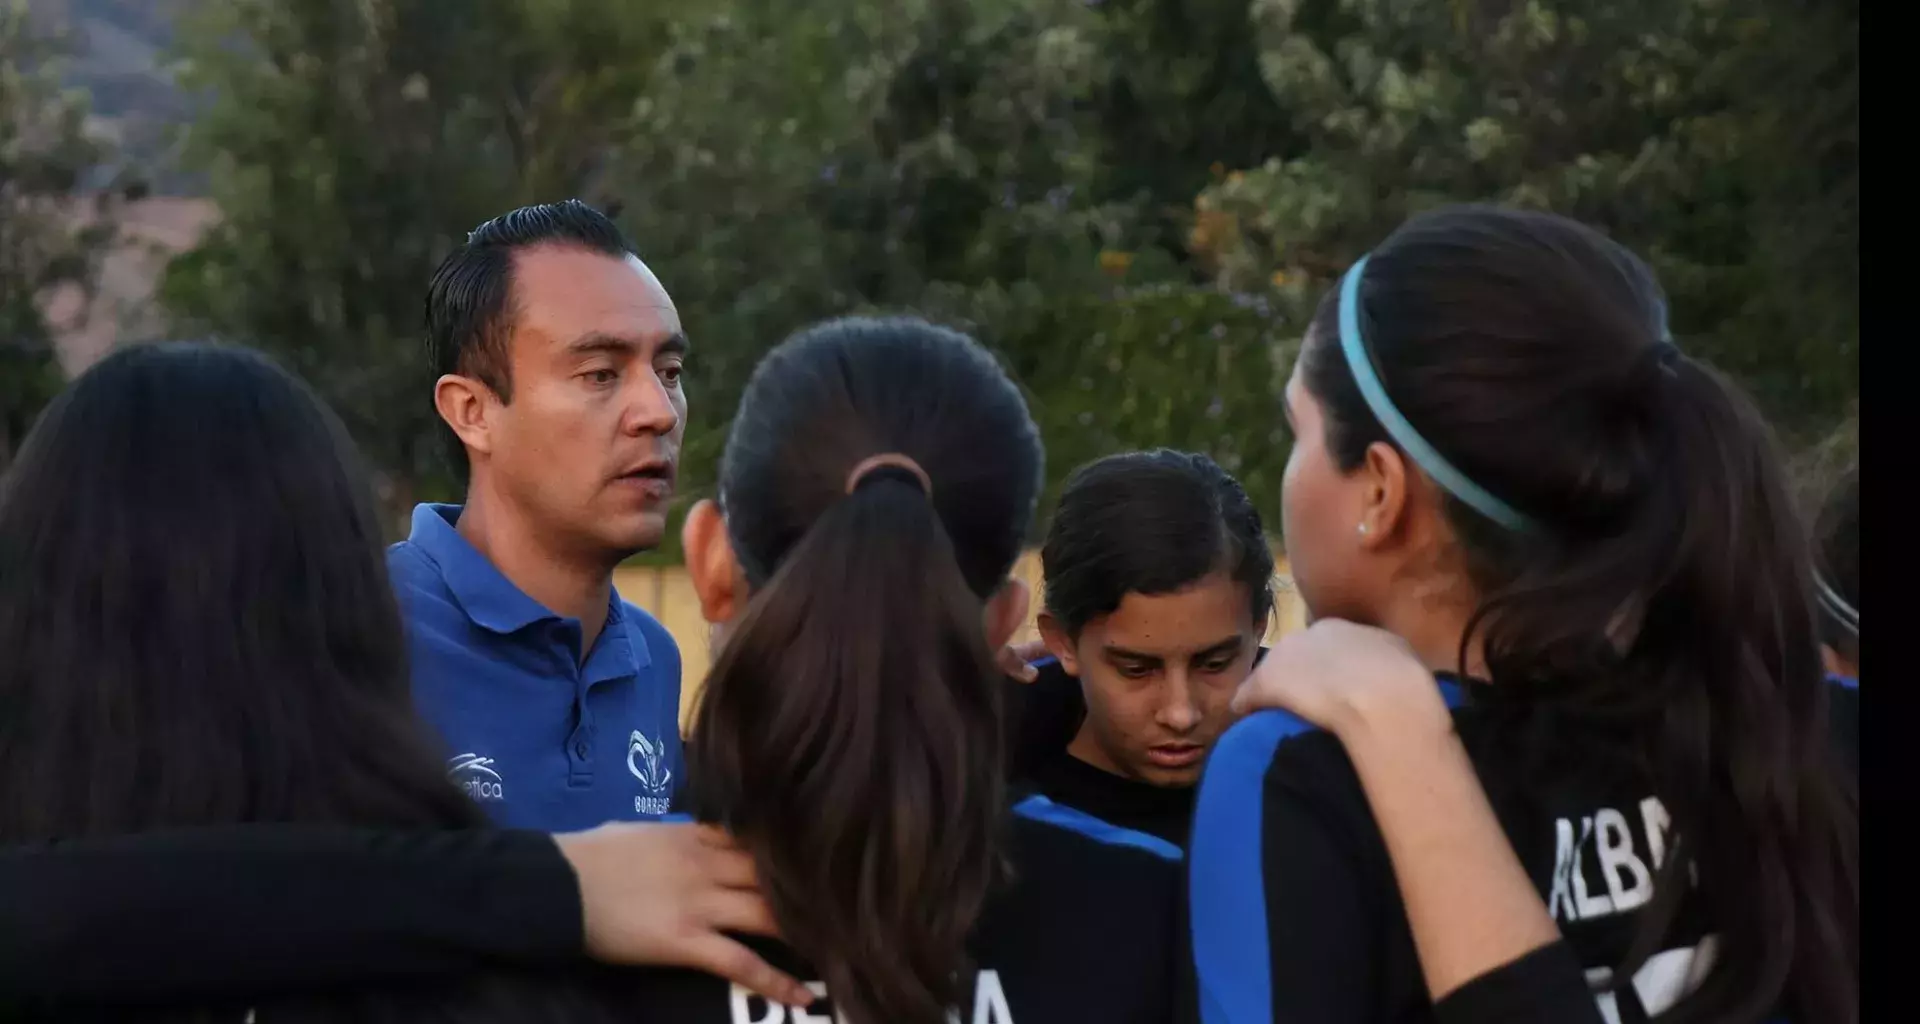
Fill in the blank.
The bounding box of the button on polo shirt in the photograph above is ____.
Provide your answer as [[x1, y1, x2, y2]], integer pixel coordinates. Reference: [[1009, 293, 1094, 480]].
[[388, 504, 685, 831]]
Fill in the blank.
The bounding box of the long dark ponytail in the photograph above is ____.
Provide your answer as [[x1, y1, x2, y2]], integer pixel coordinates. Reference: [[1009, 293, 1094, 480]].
[[0, 343, 649, 1022], [1301, 205, 1857, 1022], [689, 317, 1044, 1024], [0, 343, 481, 842]]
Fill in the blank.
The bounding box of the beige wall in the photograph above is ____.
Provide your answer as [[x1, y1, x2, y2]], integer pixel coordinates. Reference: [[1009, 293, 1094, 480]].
[[616, 548, 1305, 731]]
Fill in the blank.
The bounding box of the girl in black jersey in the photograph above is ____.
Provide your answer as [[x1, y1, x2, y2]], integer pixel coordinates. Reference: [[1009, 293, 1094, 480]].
[[1007, 449, 1273, 847], [1230, 620, 1611, 1024], [1, 332, 1176, 1023], [0, 343, 813, 1020], [1186, 206, 1858, 1024], [655, 315, 1178, 1023]]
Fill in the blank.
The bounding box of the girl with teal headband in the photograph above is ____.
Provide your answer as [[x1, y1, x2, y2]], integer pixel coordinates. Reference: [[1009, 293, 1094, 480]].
[[1188, 205, 1857, 1024]]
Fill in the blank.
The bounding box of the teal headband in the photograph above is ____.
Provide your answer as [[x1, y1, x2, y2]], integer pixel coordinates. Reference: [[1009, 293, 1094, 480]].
[[1337, 255, 1537, 532]]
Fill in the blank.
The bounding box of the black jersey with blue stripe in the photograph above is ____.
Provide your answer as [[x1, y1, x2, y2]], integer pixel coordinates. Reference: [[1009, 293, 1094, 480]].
[[1006, 656, 1197, 847], [1186, 676, 1857, 1024], [578, 795, 1182, 1023], [1003, 649, 1273, 848]]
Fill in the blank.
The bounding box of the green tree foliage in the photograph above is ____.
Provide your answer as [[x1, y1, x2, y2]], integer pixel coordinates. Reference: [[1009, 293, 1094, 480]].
[[1191, 0, 1858, 438], [1089, 0, 1300, 248], [599, 0, 936, 486], [154, 0, 1855, 539], [159, 0, 688, 517], [603, 0, 1202, 523], [922, 280, 1295, 519], [0, 2, 114, 467], [1700, 0, 1856, 431], [606, 0, 1297, 530]]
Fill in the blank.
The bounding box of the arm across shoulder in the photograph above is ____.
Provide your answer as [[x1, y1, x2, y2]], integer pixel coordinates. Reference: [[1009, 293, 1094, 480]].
[[0, 826, 582, 1007]]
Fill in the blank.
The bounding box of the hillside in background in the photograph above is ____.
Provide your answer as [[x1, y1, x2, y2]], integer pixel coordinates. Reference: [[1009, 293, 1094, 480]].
[[19, 1, 213, 375], [24, 0, 195, 194]]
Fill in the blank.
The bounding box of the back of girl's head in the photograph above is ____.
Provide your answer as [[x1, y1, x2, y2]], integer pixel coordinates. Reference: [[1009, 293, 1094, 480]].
[[1301, 205, 1855, 1022], [690, 316, 1043, 1024], [0, 343, 480, 842], [1042, 448, 1273, 636], [1813, 462, 1859, 665]]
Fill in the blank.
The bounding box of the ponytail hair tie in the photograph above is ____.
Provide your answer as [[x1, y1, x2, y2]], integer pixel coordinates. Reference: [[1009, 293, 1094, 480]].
[[844, 453, 933, 498]]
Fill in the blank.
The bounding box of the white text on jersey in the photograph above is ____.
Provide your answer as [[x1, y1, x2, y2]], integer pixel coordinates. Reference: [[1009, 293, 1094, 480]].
[[728, 969, 1013, 1024]]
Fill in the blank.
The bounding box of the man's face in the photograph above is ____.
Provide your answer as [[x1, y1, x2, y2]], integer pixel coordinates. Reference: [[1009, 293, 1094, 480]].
[[487, 245, 686, 561], [1044, 571, 1259, 787]]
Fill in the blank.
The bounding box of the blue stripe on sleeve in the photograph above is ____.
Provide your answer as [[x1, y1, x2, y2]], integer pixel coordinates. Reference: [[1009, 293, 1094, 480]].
[[1011, 793, 1182, 861], [1188, 710, 1313, 1024], [1826, 672, 1858, 690], [1189, 678, 1465, 1024]]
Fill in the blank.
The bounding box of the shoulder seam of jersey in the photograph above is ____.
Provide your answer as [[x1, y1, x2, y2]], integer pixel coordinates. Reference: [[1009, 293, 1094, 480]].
[[1011, 793, 1183, 861]]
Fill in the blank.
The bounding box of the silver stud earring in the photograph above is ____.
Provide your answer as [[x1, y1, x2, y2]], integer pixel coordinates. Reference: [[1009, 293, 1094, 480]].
[[1357, 523, 1369, 535]]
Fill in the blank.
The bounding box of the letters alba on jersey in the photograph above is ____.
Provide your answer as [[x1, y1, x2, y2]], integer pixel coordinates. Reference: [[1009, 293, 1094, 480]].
[[1550, 795, 1714, 1023]]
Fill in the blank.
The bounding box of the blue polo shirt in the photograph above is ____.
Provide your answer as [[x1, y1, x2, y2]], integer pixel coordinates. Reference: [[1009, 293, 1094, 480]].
[[388, 504, 685, 831]]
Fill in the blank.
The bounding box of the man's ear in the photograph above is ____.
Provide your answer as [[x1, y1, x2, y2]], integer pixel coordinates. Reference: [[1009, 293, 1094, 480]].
[[682, 500, 743, 625], [1036, 611, 1081, 677], [434, 374, 498, 458], [983, 576, 1031, 653]]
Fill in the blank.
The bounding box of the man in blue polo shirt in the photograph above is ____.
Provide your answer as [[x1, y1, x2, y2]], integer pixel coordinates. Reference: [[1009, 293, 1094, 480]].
[[389, 200, 688, 832]]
